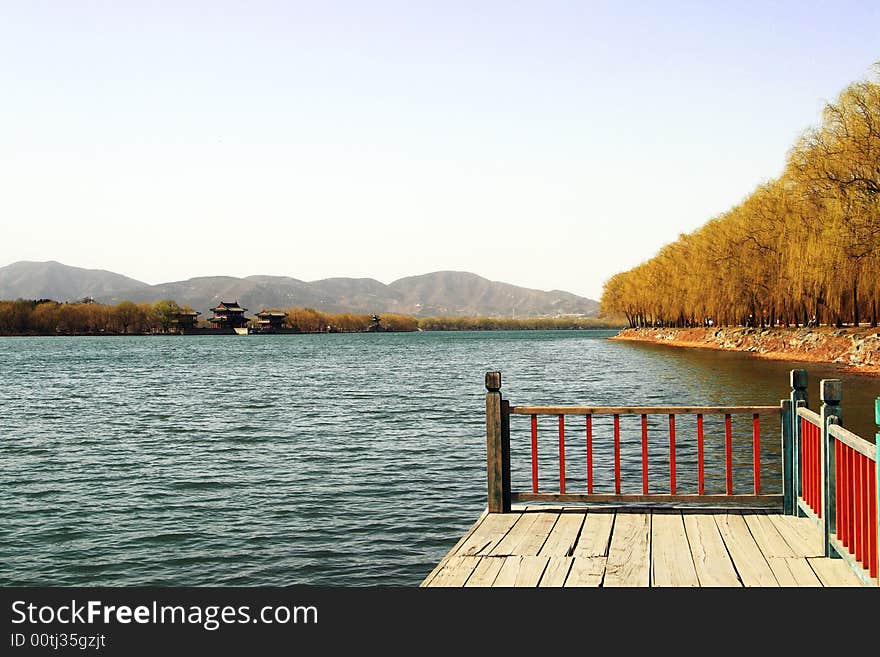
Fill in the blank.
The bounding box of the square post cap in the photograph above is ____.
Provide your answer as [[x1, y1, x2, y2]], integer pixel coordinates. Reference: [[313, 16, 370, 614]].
[[790, 369, 808, 390], [819, 379, 842, 404], [485, 371, 502, 391]]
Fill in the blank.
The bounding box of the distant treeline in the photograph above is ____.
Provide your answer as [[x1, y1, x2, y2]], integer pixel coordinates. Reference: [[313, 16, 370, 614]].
[[417, 316, 621, 330], [0, 299, 185, 335], [0, 299, 619, 335], [601, 68, 880, 329], [283, 307, 419, 332]]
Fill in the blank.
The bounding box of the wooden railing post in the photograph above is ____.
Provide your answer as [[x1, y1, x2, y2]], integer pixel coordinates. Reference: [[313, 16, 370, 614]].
[[790, 369, 808, 515], [781, 399, 794, 515], [486, 371, 510, 513], [820, 379, 842, 558]]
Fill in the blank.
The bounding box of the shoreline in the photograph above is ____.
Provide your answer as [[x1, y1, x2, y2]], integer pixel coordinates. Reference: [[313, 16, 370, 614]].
[[612, 326, 880, 376]]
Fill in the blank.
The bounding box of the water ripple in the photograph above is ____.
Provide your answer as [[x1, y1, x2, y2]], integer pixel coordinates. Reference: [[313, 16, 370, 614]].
[[1, 330, 876, 585]]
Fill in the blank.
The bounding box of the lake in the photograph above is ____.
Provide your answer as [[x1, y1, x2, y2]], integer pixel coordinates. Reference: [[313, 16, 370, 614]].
[[1, 330, 878, 586]]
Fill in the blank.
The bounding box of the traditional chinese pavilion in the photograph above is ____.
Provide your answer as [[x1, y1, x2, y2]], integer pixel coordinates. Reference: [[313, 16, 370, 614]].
[[255, 310, 287, 332], [173, 309, 201, 332], [208, 301, 249, 329]]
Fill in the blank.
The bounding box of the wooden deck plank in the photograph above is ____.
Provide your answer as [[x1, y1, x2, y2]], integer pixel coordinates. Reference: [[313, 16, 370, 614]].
[[463, 557, 505, 587], [743, 513, 797, 557], [766, 557, 822, 586], [428, 556, 481, 587], [604, 512, 651, 587], [808, 558, 865, 587], [426, 509, 866, 587], [492, 557, 521, 587], [456, 512, 521, 556], [682, 514, 741, 587], [651, 512, 699, 587], [538, 513, 585, 557], [765, 513, 823, 557], [572, 511, 615, 557], [516, 556, 550, 586], [515, 512, 561, 556], [420, 508, 488, 587], [495, 512, 560, 556], [714, 513, 778, 587], [564, 557, 607, 587], [493, 556, 550, 587], [488, 513, 540, 556], [539, 557, 574, 587]]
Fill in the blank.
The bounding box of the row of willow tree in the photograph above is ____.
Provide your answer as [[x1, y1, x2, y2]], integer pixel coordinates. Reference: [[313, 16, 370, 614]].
[[601, 68, 880, 329]]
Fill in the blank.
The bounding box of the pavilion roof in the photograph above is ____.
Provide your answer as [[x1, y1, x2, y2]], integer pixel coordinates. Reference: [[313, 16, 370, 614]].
[[211, 301, 247, 312]]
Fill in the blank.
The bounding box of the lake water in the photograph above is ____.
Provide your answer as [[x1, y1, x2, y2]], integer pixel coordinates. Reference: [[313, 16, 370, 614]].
[[2, 330, 878, 586]]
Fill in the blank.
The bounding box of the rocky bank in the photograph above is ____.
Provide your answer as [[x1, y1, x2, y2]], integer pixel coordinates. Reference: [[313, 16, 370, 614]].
[[612, 326, 880, 375]]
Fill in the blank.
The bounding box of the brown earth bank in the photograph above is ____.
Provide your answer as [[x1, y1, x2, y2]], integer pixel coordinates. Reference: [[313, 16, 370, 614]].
[[612, 326, 880, 376]]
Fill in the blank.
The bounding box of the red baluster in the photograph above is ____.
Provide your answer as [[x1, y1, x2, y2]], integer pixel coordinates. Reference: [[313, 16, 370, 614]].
[[835, 440, 841, 541], [855, 453, 863, 565], [843, 444, 849, 548], [864, 454, 871, 570], [613, 414, 621, 495], [531, 414, 538, 493], [725, 414, 733, 495], [558, 414, 566, 495], [752, 413, 760, 495], [669, 414, 676, 495], [641, 414, 648, 495], [697, 414, 704, 496], [586, 415, 593, 495], [869, 463, 877, 579]]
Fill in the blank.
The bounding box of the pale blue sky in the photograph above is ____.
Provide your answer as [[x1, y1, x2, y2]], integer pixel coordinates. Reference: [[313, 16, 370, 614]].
[[1, 1, 878, 299]]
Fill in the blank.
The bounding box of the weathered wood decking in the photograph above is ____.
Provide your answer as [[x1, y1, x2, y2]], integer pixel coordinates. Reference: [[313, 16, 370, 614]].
[[421, 506, 866, 587]]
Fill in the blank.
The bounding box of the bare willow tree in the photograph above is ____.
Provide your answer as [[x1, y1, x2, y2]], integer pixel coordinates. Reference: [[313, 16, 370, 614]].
[[602, 67, 880, 328]]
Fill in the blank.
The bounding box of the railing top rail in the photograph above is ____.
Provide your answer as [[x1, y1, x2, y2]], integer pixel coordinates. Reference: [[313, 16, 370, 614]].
[[509, 405, 781, 416], [828, 423, 877, 461], [796, 407, 822, 425]]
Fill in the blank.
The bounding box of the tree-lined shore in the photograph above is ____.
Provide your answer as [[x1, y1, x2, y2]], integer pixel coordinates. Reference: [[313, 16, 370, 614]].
[[0, 298, 619, 335], [601, 68, 880, 330]]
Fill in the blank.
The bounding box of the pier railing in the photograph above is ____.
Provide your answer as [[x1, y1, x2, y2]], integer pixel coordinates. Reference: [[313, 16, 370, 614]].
[[789, 371, 878, 584], [485, 370, 880, 586], [484, 371, 785, 510]]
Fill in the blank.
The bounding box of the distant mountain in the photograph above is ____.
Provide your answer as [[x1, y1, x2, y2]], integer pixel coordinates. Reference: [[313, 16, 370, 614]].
[[0, 261, 600, 318], [389, 271, 599, 317], [0, 261, 149, 302]]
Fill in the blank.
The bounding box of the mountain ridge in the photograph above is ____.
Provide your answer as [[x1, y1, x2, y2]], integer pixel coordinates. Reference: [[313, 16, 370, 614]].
[[0, 261, 599, 318]]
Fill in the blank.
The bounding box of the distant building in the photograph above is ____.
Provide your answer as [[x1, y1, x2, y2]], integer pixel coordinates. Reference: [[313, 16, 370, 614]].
[[367, 314, 384, 332], [208, 301, 249, 329], [172, 309, 201, 332], [255, 310, 287, 331]]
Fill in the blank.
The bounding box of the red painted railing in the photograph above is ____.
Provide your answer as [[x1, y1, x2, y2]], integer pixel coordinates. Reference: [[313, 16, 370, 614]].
[[485, 369, 880, 585], [514, 405, 780, 505], [798, 409, 823, 518], [829, 423, 878, 581]]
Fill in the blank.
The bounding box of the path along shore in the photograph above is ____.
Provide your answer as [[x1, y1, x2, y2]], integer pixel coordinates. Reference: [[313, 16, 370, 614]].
[[612, 326, 880, 376]]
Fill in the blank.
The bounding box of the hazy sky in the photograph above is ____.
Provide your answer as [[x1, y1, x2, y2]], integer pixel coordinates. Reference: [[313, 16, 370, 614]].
[[2, 2, 878, 299]]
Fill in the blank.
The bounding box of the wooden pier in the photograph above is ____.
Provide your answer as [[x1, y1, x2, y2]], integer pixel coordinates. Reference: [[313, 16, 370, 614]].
[[422, 371, 879, 587]]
